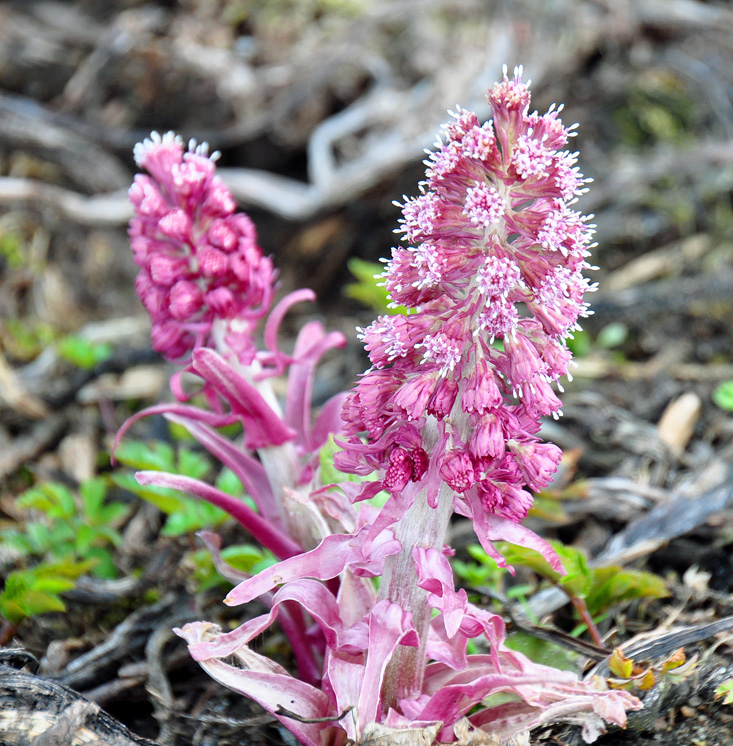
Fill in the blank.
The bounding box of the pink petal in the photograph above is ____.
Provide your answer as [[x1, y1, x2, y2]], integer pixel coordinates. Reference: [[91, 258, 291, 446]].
[[285, 320, 347, 452], [224, 532, 363, 605], [263, 288, 316, 374], [413, 547, 467, 638], [358, 600, 418, 729], [135, 471, 301, 559], [112, 403, 238, 463], [175, 622, 334, 746], [191, 348, 296, 449]]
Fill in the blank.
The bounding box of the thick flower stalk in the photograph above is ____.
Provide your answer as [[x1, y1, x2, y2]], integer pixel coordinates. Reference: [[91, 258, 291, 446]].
[[175, 68, 641, 745]]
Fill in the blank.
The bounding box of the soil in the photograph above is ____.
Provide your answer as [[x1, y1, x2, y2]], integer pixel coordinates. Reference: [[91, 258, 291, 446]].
[[1, 2, 732, 745]]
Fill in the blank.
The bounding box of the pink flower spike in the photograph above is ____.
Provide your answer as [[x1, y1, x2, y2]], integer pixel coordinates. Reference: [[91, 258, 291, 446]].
[[129, 131, 276, 364]]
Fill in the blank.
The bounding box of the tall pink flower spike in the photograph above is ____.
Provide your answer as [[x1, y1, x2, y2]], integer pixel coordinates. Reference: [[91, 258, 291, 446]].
[[175, 67, 642, 745]]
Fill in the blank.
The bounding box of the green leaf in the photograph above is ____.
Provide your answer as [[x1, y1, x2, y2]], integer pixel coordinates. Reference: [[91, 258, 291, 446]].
[[0, 591, 67, 624], [92, 525, 124, 548], [75, 524, 96, 555], [57, 335, 113, 370], [215, 468, 245, 497], [177, 448, 211, 480], [161, 499, 228, 537], [36, 558, 97, 579], [712, 380, 733, 412], [566, 329, 591, 358], [80, 478, 107, 519], [97, 502, 131, 527], [504, 632, 579, 671], [24, 522, 54, 553], [114, 440, 176, 472], [46, 522, 76, 551], [111, 473, 187, 514], [596, 322, 628, 350], [30, 577, 77, 595], [84, 547, 117, 579], [0, 530, 34, 555], [221, 544, 277, 574], [527, 495, 568, 523], [0, 560, 94, 624], [344, 258, 405, 315], [585, 566, 668, 616], [18, 483, 75, 519]]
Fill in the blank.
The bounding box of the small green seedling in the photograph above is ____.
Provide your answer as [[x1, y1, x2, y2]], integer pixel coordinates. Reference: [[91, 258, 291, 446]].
[[0, 559, 95, 627], [112, 439, 240, 536], [712, 380, 733, 412], [57, 334, 113, 370], [2, 477, 130, 579]]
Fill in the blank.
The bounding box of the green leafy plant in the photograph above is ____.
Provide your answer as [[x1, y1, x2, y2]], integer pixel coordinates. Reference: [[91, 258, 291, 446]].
[[713, 380, 733, 411], [2, 478, 131, 579], [57, 334, 114, 370], [113, 438, 285, 590], [112, 439, 238, 536], [454, 541, 668, 647], [0, 559, 95, 627]]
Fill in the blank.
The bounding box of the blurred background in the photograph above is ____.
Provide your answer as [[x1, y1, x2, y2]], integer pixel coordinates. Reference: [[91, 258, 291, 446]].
[[1, 0, 732, 376]]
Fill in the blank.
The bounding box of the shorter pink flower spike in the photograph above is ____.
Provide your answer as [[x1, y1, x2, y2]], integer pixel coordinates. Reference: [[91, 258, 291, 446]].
[[129, 131, 276, 363]]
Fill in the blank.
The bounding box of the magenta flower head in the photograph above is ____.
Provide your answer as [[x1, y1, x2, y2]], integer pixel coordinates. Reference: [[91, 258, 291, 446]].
[[337, 65, 595, 552], [129, 132, 276, 364]]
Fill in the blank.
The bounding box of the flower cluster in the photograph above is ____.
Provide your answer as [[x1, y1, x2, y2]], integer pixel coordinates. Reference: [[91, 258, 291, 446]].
[[166, 67, 641, 746], [120, 130, 350, 683], [337, 66, 595, 538], [129, 131, 276, 363]]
